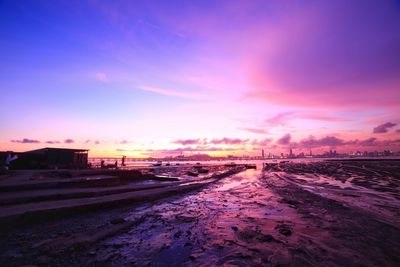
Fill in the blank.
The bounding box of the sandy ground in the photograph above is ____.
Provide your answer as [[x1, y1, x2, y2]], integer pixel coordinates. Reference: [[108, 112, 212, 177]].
[[0, 160, 399, 266]]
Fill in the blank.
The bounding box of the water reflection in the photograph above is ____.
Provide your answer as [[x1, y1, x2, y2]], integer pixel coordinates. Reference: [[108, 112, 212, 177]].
[[95, 167, 306, 266]]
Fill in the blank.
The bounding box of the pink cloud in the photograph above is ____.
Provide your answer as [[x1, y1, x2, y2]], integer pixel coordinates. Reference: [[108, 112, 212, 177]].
[[209, 138, 248, 145], [265, 112, 294, 126], [117, 146, 237, 154], [299, 115, 352, 122], [263, 112, 351, 127], [298, 135, 346, 148], [276, 134, 291, 145], [168, 146, 236, 153], [172, 138, 259, 146], [173, 137, 276, 147], [238, 127, 268, 134], [246, 1, 400, 107], [251, 138, 272, 147], [347, 137, 377, 146], [173, 139, 202, 145], [11, 138, 40, 144], [373, 122, 397, 134], [295, 136, 399, 149], [46, 140, 61, 144]]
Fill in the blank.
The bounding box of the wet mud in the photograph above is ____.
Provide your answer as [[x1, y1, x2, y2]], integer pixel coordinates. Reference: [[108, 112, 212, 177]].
[[0, 160, 399, 266]]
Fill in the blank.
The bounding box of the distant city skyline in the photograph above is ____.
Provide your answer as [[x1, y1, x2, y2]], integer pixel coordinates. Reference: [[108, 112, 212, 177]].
[[1, 0, 400, 157]]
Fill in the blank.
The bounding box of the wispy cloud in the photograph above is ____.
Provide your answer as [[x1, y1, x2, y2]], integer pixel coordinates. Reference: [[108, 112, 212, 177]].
[[298, 135, 346, 148], [173, 139, 203, 145], [209, 138, 248, 145], [64, 139, 75, 144], [347, 137, 377, 146], [116, 146, 236, 154], [373, 122, 397, 134], [11, 138, 40, 144], [246, 1, 400, 107], [238, 127, 268, 134], [45, 140, 61, 144], [251, 138, 272, 146], [292, 136, 400, 149], [84, 139, 100, 144], [118, 140, 132, 144], [172, 138, 248, 146], [299, 115, 352, 122], [276, 134, 291, 145], [96, 72, 108, 82], [263, 112, 351, 127], [265, 112, 294, 126], [137, 86, 208, 100], [116, 148, 140, 152]]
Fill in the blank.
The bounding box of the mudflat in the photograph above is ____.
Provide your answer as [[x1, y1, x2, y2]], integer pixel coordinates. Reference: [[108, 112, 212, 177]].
[[0, 160, 399, 266]]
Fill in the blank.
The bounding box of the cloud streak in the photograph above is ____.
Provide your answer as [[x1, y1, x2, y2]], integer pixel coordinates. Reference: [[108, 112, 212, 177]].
[[45, 140, 61, 144], [11, 138, 40, 144], [298, 136, 346, 148], [276, 134, 291, 145], [209, 138, 248, 145], [172, 138, 250, 146], [137, 86, 208, 100], [246, 1, 400, 107], [238, 127, 268, 134], [173, 139, 202, 145], [373, 122, 397, 134]]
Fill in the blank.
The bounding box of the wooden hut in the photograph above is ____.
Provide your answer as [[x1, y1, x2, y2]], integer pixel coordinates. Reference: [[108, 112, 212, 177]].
[[11, 148, 89, 169]]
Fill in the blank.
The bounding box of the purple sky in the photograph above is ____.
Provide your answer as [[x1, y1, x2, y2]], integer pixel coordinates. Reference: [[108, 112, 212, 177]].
[[1, 0, 400, 157]]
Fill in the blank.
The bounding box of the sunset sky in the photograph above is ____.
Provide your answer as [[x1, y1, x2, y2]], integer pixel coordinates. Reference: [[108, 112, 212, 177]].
[[1, 0, 400, 157]]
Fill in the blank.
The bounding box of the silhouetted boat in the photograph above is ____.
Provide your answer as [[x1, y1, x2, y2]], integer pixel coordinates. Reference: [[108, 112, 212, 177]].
[[153, 161, 162, 166], [197, 168, 209, 174], [154, 175, 179, 181], [245, 164, 256, 169]]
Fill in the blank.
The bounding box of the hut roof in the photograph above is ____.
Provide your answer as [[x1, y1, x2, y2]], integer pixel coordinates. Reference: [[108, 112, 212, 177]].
[[25, 147, 89, 154]]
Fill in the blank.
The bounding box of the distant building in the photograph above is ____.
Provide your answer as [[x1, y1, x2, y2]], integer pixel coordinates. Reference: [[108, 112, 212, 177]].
[[262, 149, 265, 158], [289, 148, 293, 158], [11, 147, 89, 169]]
